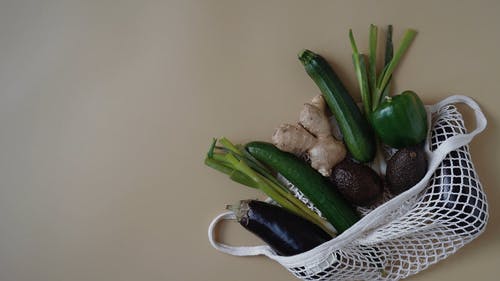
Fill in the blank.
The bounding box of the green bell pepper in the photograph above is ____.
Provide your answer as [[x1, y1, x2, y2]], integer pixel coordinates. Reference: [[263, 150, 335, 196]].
[[370, 90, 428, 148]]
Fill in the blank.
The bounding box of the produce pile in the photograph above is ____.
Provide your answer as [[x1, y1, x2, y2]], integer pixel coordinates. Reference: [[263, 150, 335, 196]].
[[205, 25, 431, 257]]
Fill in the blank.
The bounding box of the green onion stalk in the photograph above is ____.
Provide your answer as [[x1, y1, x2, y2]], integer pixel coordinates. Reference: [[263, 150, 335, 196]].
[[205, 137, 336, 236], [348, 25, 417, 172]]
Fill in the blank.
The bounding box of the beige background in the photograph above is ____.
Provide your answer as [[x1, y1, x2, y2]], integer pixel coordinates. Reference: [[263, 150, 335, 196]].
[[0, 0, 499, 280]]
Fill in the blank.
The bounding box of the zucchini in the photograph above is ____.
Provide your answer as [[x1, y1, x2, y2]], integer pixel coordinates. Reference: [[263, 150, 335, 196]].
[[245, 141, 359, 234], [298, 49, 375, 163]]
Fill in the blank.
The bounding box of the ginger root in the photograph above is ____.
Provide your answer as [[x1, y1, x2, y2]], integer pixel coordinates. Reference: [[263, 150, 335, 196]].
[[272, 95, 346, 177]]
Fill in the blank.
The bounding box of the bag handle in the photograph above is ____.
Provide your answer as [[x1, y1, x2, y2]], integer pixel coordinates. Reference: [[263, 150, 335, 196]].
[[426, 95, 487, 168], [207, 95, 487, 258], [208, 211, 274, 257]]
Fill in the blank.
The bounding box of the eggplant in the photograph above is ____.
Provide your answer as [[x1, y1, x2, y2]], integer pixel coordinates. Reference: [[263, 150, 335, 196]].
[[229, 200, 332, 256], [427, 121, 487, 235]]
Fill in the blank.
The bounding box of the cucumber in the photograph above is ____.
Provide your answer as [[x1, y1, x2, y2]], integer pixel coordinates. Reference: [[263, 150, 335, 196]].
[[245, 141, 359, 234], [298, 49, 375, 163]]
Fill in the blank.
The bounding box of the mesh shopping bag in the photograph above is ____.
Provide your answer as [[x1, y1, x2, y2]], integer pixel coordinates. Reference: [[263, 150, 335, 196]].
[[208, 95, 488, 281]]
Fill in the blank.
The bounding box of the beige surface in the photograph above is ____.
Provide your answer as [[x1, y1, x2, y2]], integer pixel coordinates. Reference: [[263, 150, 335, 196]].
[[0, 0, 499, 280]]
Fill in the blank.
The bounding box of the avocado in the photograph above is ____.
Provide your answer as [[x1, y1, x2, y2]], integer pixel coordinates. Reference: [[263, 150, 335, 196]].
[[386, 146, 428, 195], [329, 158, 383, 207]]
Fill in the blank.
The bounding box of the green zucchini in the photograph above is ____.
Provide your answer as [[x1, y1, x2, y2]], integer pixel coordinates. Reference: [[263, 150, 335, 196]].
[[245, 141, 359, 234], [298, 49, 375, 163]]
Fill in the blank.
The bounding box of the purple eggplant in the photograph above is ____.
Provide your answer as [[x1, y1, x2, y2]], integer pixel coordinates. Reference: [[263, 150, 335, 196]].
[[229, 200, 332, 256], [426, 118, 487, 235]]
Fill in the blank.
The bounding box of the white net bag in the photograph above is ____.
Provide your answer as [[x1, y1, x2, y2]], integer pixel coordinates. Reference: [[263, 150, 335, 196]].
[[208, 95, 488, 281]]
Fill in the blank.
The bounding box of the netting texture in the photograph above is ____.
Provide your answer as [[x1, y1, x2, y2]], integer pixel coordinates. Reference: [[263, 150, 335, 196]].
[[208, 99, 488, 281], [275, 105, 488, 280]]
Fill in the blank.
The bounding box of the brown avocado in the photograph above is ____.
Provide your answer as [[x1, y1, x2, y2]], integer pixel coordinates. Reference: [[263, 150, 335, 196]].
[[386, 146, 428, 195], [329, 158, 383, 207]]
